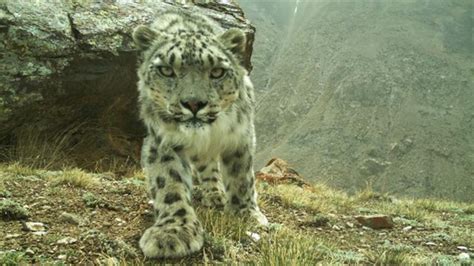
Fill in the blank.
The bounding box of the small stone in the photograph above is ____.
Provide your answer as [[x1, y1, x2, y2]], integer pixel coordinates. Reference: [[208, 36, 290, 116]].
[[23, 222, 47, 232], [57, 254, 67, 260], [59, 212, 84, 225], [332, 225, 341, 230], [246, 231, 261, 242], [32, 231, 47, 236], [402, 226, 413, 232], [5, 234, 21, 239], [115, 217, 126, 226], [57, 237, 77, 245], [355, 215, 394, 229], [457, 246, 467, 251], [458, 252, 470, 261], [346, 222, 354, 228], [425, 242, 436, 246], [25, 248, 34, 255]]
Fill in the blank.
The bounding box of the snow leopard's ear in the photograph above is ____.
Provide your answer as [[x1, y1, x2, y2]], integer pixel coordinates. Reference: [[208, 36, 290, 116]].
[[133, 25, 158, 51], [219, 28, 246, 57]]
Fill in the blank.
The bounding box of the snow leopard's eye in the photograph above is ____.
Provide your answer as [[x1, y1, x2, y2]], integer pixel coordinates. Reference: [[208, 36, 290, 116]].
[[209, 68, 226, 79], [157, 66, 175, 77]]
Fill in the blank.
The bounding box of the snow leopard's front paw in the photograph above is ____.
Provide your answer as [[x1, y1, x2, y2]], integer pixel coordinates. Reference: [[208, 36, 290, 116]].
[[139, 219, 204, 258], [250, 208, 269, 226], [201, 188, 226, 209], [226, 205, 269, 227]]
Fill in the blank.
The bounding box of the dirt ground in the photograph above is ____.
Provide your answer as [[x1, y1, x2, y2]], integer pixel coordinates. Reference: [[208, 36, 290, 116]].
[[1, 166, 473, 264]]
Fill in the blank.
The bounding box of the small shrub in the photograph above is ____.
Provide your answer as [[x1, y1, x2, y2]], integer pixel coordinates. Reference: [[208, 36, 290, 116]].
[[301, 214, 330, 227], [0, 199, 29, 220], [82, 192, 103, 208]]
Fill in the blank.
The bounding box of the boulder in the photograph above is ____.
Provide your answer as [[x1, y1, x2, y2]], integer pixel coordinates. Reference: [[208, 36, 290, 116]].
[[256, 158, 312, 188]]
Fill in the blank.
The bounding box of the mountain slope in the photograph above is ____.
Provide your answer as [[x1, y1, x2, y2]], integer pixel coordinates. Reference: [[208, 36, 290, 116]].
[[243, 0, 473, 202]]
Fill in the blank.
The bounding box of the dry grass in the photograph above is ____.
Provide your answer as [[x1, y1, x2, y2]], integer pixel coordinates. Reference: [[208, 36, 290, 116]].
[[128, 170, 146, 181], [256, 228, 327, 265], [365, 244, 415, 265], [47, 168, 100, 189], [354, 183, 392, 202], [259, 182, 353, 214], [0, 123, 141, 178], [0, 163, 99, 192], [0, 124, 84, 169], [0, 163, 38, 177], [92, 156, 141, 178], [197, 208, 254, 262]]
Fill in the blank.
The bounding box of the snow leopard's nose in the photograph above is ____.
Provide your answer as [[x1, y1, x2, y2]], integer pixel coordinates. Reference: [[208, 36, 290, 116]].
[[180, 99, 208, 115]]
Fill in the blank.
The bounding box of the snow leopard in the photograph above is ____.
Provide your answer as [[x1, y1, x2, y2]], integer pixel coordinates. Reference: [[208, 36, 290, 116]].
[[132, 10, 268, 259]]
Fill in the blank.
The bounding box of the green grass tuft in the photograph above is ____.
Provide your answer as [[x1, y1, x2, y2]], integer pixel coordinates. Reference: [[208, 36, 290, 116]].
[[256, 229, 327, 265], [0, 251, 27, 266]]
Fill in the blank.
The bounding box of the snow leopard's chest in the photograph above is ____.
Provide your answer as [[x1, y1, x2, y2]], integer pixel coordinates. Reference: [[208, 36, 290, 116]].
[[146, 106, 252, 161]]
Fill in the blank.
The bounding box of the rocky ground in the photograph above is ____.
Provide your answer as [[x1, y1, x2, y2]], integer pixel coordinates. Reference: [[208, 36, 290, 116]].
[[1, 161, 472, 264]]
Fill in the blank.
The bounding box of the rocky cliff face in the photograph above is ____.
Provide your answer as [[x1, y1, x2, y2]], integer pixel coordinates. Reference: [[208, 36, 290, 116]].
[[242, 0, 473, 202]]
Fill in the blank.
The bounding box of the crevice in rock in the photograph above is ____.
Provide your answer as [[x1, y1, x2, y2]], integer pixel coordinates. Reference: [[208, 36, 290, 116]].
[[67, 13, 81, 41]]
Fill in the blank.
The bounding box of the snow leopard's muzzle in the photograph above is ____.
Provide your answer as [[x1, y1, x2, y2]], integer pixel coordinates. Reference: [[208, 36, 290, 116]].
[[169, 99, 221, 128]]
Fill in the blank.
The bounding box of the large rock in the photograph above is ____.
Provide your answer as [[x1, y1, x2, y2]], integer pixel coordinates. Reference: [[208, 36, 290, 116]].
[[0, 1, 254, 167]]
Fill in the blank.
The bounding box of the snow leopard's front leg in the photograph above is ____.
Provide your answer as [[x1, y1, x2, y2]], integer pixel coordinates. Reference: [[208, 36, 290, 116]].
[[194, 159, 226, 209], [139, 136, 203, 258], [221, 141, 268, 226]]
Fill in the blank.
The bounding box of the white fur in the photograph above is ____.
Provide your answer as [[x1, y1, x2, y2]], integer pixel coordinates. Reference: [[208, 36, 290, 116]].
[[155, 108, 247, 161]]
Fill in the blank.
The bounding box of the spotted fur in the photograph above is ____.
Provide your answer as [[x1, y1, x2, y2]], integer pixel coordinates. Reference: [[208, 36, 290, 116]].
[[133, 10, 267, 259]]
